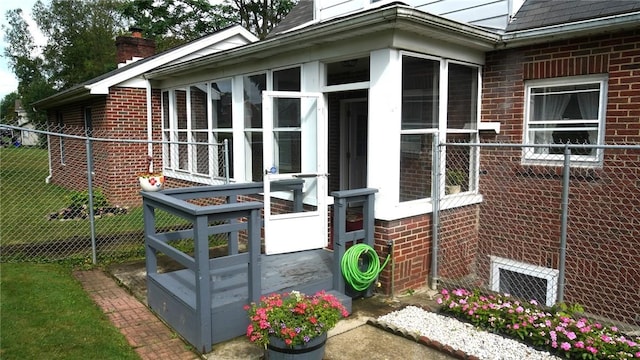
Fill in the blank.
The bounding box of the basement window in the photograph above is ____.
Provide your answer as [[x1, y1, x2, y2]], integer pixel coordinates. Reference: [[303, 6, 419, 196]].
[[490, 256, 559, 307]]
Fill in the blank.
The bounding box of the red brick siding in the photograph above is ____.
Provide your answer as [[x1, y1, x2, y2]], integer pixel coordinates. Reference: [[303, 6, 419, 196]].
[[373, 204, 479, 295], [480, 29, 640, 324]]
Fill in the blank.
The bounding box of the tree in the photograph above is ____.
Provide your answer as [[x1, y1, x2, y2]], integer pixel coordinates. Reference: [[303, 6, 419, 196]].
[[122, 0, 298, 47], [33, 0, 126, 89], [120, 0, 234, 52], [214, 0, 297, 40], [1, 92, 19, 124], [2, 8, 54, 124]]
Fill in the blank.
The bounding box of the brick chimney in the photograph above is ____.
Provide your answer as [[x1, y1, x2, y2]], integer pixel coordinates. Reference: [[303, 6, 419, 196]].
[[115, 27, 156, 65]]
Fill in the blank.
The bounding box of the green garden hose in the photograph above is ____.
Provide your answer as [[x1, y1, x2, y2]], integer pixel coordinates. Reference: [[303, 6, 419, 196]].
[[340, 243, 391, 292]]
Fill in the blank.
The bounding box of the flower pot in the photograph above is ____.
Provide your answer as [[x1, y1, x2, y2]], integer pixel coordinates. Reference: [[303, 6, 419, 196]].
[[266, 333, 327, 360], [139, 174, 165, 192], [446, 185, 461, 195]]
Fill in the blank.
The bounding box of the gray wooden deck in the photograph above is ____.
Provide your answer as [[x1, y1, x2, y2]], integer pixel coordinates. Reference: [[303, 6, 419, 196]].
[[147, 248, 351, 348]]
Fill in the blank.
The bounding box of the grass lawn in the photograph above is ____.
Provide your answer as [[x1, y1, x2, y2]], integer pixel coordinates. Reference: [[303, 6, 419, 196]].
[[0, 263, 140, 360], [0, 147, 188, 248]]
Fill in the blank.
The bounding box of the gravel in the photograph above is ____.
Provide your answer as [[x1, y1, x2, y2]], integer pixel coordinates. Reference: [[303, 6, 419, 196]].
[[377, 306, 562, 360]]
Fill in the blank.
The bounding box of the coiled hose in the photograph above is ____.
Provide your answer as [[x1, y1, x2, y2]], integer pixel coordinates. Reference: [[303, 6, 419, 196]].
[[340, 243, 391, 291]]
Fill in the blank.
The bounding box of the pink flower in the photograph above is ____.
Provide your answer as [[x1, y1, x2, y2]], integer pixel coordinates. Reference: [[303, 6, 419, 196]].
[[566, 331, 576, 340], [574, 341, 584, 348], [436, 298, 443, 304], [560, 342, 571, 351], [513, 324, 520, 330], [586, 346, 598, 355]]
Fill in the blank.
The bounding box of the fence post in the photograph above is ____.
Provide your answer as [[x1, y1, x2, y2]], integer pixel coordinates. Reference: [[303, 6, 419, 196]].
[[557, 144, 571, 303], [430, 132, 441, 290], [223, 139, 230, 184], [85, 136, 98, 264]]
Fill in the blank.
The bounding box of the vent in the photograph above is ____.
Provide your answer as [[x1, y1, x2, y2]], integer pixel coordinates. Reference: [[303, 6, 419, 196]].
[[490, 256, 559, 307]]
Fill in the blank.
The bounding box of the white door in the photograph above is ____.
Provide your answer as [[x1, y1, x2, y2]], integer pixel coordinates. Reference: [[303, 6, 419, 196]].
[[262, 91, 327, 255]]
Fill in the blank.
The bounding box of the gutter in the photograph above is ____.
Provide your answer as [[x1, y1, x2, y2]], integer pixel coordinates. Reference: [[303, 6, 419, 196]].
[[499, 11, 640, 48], [145, 4, 499, 79]]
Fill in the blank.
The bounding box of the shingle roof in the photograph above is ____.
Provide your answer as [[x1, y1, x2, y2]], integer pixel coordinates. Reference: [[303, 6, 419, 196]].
[[268, 0, 314, 37], [507, 0, 640, 32]]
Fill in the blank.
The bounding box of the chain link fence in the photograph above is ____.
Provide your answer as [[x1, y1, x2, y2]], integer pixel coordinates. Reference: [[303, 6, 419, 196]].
[[0, 124, 229, 264], [437, 141, 640, 329]]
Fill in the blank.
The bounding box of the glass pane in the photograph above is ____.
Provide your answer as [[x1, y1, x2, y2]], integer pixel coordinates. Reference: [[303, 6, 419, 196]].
[[214, 132, 233, 178], [400, 134, 433, 202], [190, 85, 208, 130], [445, 134, 471, 194], [211, 79, 232, 128], [178, 132, 188, 171], [447, 63, 478, 129], [194, 132, 209, 174], [499, 269, 548, 306], [246, 131, 263, 182], [274, 98, 300, 128], [273, 67, 300, 91], [244, 74, 266, 128], [162, 91, 170, 128], [274, 131, 301, 174], [269, 176, 317, 215], [326, 56, 370, 85], [163, 131, 171, 168], [402, 56, 439, 129], [175, 89, 187, 129]]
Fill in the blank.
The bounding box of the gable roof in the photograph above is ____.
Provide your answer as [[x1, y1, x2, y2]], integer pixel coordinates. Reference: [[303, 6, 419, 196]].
[[507, 0, 640, 32], [35, 25, 258, 109], [268, 0, 314, 37]]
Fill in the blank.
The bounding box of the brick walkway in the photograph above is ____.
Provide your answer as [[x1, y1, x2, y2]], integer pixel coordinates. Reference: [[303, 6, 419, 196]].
[[73, 269, 200, 360]]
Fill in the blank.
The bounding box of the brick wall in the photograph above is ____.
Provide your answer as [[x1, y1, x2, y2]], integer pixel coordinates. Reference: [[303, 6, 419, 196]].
[[374, 203, 479, 295], [47, 87, 162, 207], [480, 28, 640, 324]]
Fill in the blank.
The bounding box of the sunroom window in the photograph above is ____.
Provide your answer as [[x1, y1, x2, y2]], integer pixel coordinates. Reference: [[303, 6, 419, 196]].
[[524, 76, 607, 164], [161, 81, 234, 183], [399, 55, 480, 202]]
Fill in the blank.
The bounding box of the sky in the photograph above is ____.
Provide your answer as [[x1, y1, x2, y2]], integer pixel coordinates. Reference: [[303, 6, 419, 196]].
[[0, 0, 45, 101]]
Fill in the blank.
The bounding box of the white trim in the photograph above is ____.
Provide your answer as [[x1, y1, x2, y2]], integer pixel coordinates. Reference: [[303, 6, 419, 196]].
[[522, 75, 608, 167], [490, 256, 559, 307]]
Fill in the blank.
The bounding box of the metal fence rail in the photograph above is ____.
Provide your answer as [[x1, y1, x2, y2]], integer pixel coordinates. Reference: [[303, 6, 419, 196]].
[[437, 141, 640, 329], [0, 124, 229, 264]]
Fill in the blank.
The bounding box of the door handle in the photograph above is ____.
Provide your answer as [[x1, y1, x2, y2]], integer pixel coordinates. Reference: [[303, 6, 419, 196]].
[[292, 173, 330, 178]]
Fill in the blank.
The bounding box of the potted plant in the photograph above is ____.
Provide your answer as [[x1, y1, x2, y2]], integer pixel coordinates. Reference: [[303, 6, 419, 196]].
[[138, 156, 165, 192], [245, 290, 349, 359], [446, 169, 465, 195]]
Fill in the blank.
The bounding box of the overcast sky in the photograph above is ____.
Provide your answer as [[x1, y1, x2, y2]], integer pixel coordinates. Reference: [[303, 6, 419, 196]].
[[0, 0, 45, 101]]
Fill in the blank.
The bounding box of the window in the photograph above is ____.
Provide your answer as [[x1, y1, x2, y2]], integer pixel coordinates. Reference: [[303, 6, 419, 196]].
[[244, 73, 267, 181], [524, 76, 607, 164], [400, 55, 480, 202], [490, 256, 559, 307], [162, 80, 234, 182]]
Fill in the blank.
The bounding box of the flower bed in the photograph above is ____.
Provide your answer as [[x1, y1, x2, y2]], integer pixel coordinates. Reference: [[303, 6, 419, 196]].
[[437, 288, 640, 359]]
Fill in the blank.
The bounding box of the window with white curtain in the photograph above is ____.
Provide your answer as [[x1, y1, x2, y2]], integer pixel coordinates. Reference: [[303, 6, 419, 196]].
[[524, 76, 607, 164]]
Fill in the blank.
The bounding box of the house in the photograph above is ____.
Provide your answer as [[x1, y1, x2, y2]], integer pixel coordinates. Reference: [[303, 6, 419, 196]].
[[35, 0, 640, 327], [14, 100, 39, 146]]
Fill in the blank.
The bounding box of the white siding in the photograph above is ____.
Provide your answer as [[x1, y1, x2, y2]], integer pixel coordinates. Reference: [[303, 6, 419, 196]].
[[317, 0, 519, 30]]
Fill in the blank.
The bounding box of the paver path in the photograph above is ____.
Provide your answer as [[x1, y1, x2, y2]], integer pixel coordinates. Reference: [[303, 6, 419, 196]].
[[73, 269, 199, 360]]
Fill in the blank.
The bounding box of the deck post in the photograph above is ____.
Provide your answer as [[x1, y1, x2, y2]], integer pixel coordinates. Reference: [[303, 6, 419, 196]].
[[143, 201, 157, 276], [332, 196, 347, 293], [193, 214, 212, 353], [247, 207, 261, 303]]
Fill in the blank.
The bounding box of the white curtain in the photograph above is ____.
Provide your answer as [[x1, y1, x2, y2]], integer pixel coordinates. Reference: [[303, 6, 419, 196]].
[[533, 93, 571, 152], [577, 91, 599, 145]]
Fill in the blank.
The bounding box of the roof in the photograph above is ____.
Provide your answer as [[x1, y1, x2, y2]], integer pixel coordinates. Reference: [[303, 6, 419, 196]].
[[507, 0, 640, 32], [268, 0, 314, 37], [35, 25, 258, 109]]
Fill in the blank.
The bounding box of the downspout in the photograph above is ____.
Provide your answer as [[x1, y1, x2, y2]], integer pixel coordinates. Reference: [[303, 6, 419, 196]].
[[145, 79, 154, 172], [45, 119, 53, 183]]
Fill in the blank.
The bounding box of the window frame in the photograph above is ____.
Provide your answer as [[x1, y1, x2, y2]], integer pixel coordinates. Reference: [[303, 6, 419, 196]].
[[161, 79, 234, 184], [522, 75, 608, 166], [490, 256, 559, 307], [399, 52, 481, 205]]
